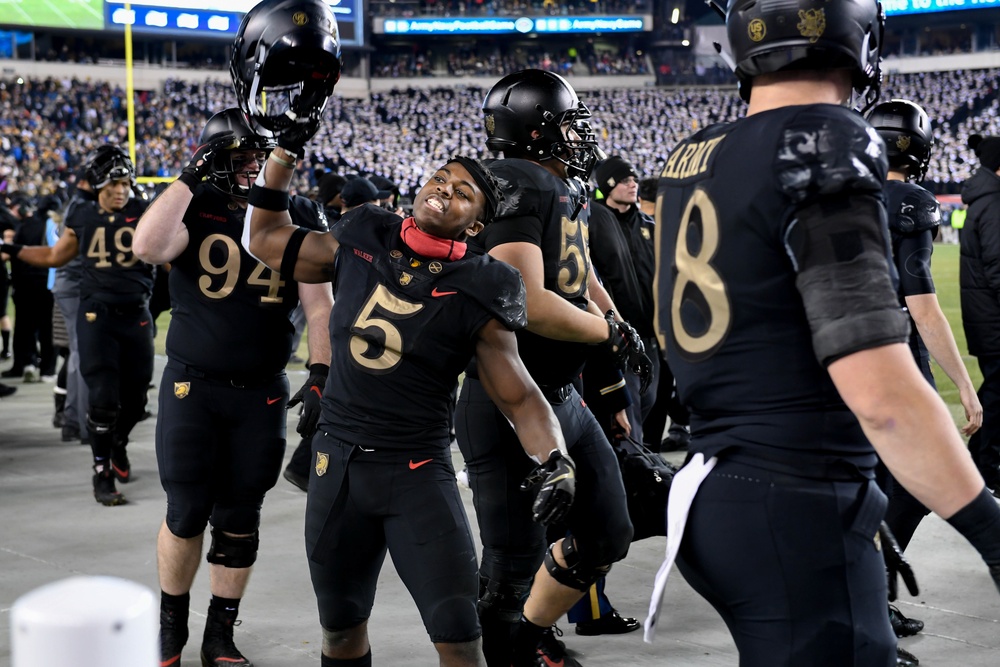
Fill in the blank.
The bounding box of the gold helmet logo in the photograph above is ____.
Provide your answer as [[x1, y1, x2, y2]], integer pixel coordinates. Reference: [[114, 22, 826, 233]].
[[409, 258, 422, 268], [485, 114, 496, 136], [797, 9, 826, 43], [292, 11, 309, 26], [748, 19, 766, 42], [174, 382, 191, 399], [315, 451, 329, 477], [399, 272, 412, 286], [896, 135, 912, 152]]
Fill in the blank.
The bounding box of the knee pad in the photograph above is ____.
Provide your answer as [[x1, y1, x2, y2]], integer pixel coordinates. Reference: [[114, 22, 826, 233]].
[[206, 527, 259, 569], [87, 405, 119, 435], [477, 574, 531, 624], [543, 539, 611, 592]]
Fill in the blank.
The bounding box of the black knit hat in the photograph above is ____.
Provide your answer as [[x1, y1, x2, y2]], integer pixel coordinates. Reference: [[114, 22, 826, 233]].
[[594, 156, 638, 197], [970, 134, 1000, 172]]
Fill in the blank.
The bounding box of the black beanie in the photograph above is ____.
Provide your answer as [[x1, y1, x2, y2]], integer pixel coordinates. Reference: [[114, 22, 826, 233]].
[[970, 134, 1000, 172], [594, 156, 638, 197]]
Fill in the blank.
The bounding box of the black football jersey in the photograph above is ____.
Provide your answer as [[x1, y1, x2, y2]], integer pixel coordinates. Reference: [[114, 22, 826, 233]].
[[165, 185, 328, 376], [320, 207, 526, 452], [65, 197, 153, 304], [886, 180, 941, 362], [476, 158, 592, 388], [655, 104, 890, 467]]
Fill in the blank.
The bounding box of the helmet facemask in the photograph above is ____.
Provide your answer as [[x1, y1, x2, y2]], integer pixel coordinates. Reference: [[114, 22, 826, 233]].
[[533, 104, 604, 180], [209, 148, 270, 199]]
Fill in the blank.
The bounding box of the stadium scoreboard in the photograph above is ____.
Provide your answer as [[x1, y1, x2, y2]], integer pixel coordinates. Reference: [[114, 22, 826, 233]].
[[0, 0, 363, 46]]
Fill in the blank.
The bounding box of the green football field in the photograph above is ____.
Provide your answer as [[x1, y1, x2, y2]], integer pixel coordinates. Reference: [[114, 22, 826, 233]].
[[2, 0, 104, 30]]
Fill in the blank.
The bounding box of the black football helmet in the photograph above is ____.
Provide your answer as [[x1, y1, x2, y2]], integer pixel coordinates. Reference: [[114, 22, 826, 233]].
[[230, 0, 342, 137], [200, 108, 276, 198], [482, 69, 603, 180], [726, 0, 884, 111], [84, 145, 135, 190], [866, 99, 932, 182]]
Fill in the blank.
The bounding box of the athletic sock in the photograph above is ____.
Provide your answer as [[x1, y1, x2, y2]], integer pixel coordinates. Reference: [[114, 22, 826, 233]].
[[321, 650, 372, 667]]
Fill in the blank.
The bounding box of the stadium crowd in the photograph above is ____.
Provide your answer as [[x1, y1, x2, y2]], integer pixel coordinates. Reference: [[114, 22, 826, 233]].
[[3, 68, 997, 204]]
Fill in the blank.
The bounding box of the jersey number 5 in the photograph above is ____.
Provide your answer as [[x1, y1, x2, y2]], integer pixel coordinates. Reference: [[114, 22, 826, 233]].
[[197, 234, 284, 303], [350, 284, 424, 373], [557, 215, 590, 297], [672, 188, 731, 358]]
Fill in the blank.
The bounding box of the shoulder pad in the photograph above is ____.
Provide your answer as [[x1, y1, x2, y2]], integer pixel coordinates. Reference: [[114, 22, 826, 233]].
[[891, 184, 941, 235], [775, 106, 888, 204], [468, 256, 527, 331], [490, 160, 548, 219], [290, 195, 328, 232]]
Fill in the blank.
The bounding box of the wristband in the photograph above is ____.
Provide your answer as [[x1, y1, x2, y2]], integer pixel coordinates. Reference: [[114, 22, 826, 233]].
[[947, 487, 1000, 566], [269, 152, 296, 170], [308, 363, 330, 377], [248, 184, 290, 212], [176, 171, 200, 190], [1, 243, 23, 257]]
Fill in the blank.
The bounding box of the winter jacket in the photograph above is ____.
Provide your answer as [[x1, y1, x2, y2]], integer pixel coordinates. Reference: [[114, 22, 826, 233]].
[[960, 166, 1000, 357]]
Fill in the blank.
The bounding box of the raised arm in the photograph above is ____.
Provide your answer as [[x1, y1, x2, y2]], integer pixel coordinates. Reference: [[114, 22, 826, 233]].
[[133, 181, 192, 264], [243, 146, 340, 284]]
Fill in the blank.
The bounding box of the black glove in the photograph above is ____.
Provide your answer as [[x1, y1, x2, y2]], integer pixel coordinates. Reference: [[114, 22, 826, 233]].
[[602, 311, 654, 395], [276, 116, 322, 160], [177, 131, 237, 189], [520, 449, 577, 526], [287, 363, 328, 438], [879, 521, 919, 601], [1, 243, 22, 258]]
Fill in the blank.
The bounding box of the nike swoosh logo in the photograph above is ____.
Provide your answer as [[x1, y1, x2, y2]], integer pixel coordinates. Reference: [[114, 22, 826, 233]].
[[139, 320, 150, 326], [309, 386, 323, 398], [409, 458, 433, 470], [126, 217, 139, 223], [266, 397, 282, 405], [112, 462, 129, 481], [431, 288, 457, 297]]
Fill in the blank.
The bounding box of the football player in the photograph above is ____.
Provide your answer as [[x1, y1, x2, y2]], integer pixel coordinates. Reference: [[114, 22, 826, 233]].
[[460, 69, 649, 667], [132, 107, 333, 667], [867, 99, 983, 645], [647, 0, 1000, 665], [3, 145, 152, 507]]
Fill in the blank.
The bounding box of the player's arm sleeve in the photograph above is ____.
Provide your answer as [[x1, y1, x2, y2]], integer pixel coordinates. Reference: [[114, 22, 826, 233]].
[[777, 108, 909, 367], [896, 230, 935, 297]]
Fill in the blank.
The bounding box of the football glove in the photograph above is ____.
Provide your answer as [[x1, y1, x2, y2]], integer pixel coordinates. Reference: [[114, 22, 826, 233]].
[[177, 131, 237, 189], [276, 115, 322, 161], [879, 521, 919, 601], [521, 449, 576, 526], [287, 363, 328, 438], [603, 311, 654, 395]]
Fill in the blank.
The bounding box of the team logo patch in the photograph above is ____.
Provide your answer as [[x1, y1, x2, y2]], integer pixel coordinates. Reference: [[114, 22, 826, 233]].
[[399, 272, 412, 286], [292, 11, 309, 26], [108, 215, 116, 222], [485, 114, 496, 136], [228, 201, 239, 211], [174, 382, 191, 399], [315, 451, 329, 477], [896, 135, 912, 152], [409, 258, 422, 268], [797, 8, 825, 43], [85, 312, 97, 322], [641, 227, 651, 240], [390, 249, 403, 259], [748, 18, 766, 42], [428, 261, 443, 274], [873, 529, 882, 552]]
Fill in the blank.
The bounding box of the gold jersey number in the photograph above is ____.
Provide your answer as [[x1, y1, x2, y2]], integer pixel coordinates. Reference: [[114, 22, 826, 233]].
[[556, 215, 590, 297], [350, 283, 424, 373], [672, 188, 731, 357], [197, 234, 284, 304], [86, 226, 139, 268]]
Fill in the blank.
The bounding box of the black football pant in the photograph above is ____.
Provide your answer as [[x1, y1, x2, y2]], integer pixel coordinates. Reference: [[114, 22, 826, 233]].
[[642, 353, 689, 449], [456, 378, 633, 667], [970, 355, 1000, 490], [77, 298, 154, 460], [11, 282, 55, 375], [676, 459, 895, 667]]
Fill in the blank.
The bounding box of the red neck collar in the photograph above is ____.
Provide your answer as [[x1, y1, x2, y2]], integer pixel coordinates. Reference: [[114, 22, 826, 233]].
[[399, 217, 466, 261]]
